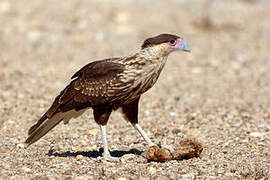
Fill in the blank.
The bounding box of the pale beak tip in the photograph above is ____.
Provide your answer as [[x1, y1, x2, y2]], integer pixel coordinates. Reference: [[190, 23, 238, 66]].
[[183, 41, 191, 52]]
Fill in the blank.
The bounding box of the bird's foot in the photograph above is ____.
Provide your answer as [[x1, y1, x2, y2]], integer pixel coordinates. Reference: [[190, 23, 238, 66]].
[[157, 141, 174, 155], [160, 145, 174, 155], [101, 153, 121, 163]]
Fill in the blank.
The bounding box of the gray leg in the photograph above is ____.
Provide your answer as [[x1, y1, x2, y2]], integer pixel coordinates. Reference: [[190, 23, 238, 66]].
[[133, 123, 155, 147], [100, 125, 121, 162]]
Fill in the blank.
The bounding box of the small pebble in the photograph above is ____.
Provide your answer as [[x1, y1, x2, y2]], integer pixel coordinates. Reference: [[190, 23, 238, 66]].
[[88, 129, 99, 136], [179, 173, 196, 179], [172, 128, 181, 134], [249, 132, 263, 137], [226, 114, 234, 120], [187, 113, 197, 121], [118, 178, 127, 180], [121, 154, 136, 162], [125, 137, 133, 144], [148, 167, 157, 174], [22, 167, 32, 173], [0, 148, 7, 153], [169, 112, 176, 117], [76, 155, 84, 160], [16, 143, 25, 148]]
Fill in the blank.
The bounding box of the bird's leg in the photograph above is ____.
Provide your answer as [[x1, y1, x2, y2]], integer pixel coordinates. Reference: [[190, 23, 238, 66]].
[[133, 123, 155, 147], [99, 125, 121, 162], [134, 124, 174, 153], [93, 106, 120, 162], [122, 97, 155, 147]]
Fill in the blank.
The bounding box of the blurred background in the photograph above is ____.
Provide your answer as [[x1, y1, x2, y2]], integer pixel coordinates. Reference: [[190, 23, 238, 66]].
[[1, 0, 269, 116], [0, 0, 269, 178], [0, 0, 269, 104]]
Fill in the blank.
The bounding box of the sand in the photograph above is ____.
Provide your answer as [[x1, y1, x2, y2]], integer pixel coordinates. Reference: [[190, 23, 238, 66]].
[[0, 0, 269, 179]]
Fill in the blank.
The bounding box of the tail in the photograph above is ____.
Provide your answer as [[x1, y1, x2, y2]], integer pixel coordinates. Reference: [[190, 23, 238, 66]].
[[25, 112, 65, 145], [25, 79, 90, 146], [25, 108, 88, 146]]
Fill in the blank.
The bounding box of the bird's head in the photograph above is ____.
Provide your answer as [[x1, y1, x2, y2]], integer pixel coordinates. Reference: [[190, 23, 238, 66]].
[[141, 34, 191, 57]]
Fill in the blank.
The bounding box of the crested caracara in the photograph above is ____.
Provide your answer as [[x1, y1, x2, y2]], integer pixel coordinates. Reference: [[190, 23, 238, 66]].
[[25, 33, 191, 162]]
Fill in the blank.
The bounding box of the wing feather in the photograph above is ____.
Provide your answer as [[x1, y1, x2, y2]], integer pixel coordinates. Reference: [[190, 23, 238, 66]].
[[26, 58, 126, 145]]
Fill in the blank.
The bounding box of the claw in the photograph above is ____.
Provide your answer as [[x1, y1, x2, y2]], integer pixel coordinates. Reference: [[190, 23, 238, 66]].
[[160, 145, 174, 155], [102, 153, 121, 162], [157, 140, 174, 155]]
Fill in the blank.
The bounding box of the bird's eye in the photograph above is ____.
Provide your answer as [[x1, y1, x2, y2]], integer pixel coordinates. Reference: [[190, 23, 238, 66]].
[[169, 39, 176, 45]]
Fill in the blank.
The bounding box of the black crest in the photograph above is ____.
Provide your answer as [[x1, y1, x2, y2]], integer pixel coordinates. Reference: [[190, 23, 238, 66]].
[[141, 34, 180, 49]]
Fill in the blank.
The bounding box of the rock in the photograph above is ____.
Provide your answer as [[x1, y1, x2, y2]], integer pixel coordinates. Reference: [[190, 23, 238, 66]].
[[53, 163, 70, 168], [87, 128, 99, 136], [22, 167, 32, 174], [121, 154, 136, 162], [75, 176, 90, 180], [265, 151, 270, 157], [153, 129, 165, 137], [172, 128, 181, 134], [173, 138, 203, 160], [249, 132, 264, 137], [148, 167, 157, 174], [124, 137, 133, 144], [179, 173, 196, 179], [187, 113, 197, 121], [90, 144, 97, 150], [169, 112, 176, 117], [0, 148, 7, 153], [3, 164, 10, 170], [16, 143, 25, 148], [226, 114, 234, 120], [76, 155, 84, 160], [118, 178, 127, 180]]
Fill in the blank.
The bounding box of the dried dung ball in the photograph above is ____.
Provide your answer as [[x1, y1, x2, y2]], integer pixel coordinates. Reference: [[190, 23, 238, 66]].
[[173, 138, 203, 160], [143, 146, 173, 162]]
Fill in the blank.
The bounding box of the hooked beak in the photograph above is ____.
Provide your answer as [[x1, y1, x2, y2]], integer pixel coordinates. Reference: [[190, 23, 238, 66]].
[[182, 41, 191, 52], [175, 38, 191, 52]]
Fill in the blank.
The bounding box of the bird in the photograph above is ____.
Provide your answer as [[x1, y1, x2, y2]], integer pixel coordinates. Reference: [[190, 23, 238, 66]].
[[25, 33, 191, 162]]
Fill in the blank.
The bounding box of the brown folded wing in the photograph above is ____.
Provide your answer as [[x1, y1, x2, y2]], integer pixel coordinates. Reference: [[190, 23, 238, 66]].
[[26, 58, 126, 145]]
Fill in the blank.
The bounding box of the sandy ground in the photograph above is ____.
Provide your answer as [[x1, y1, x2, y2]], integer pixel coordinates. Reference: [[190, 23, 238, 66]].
[[0, 0, 269, 179]]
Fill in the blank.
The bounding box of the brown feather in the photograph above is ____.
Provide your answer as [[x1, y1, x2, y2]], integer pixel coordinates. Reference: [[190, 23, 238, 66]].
[[71, 58, 121, 79], [26, 33, 184, 146], [28, 114, 48, 135], [26, 58, 127, 145], [141, 34, 179, 49], [25, 112, 65, 145]]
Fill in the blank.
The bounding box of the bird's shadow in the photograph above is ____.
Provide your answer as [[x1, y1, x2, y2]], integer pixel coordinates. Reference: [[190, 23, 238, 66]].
[[48, 148, 142, 159]]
